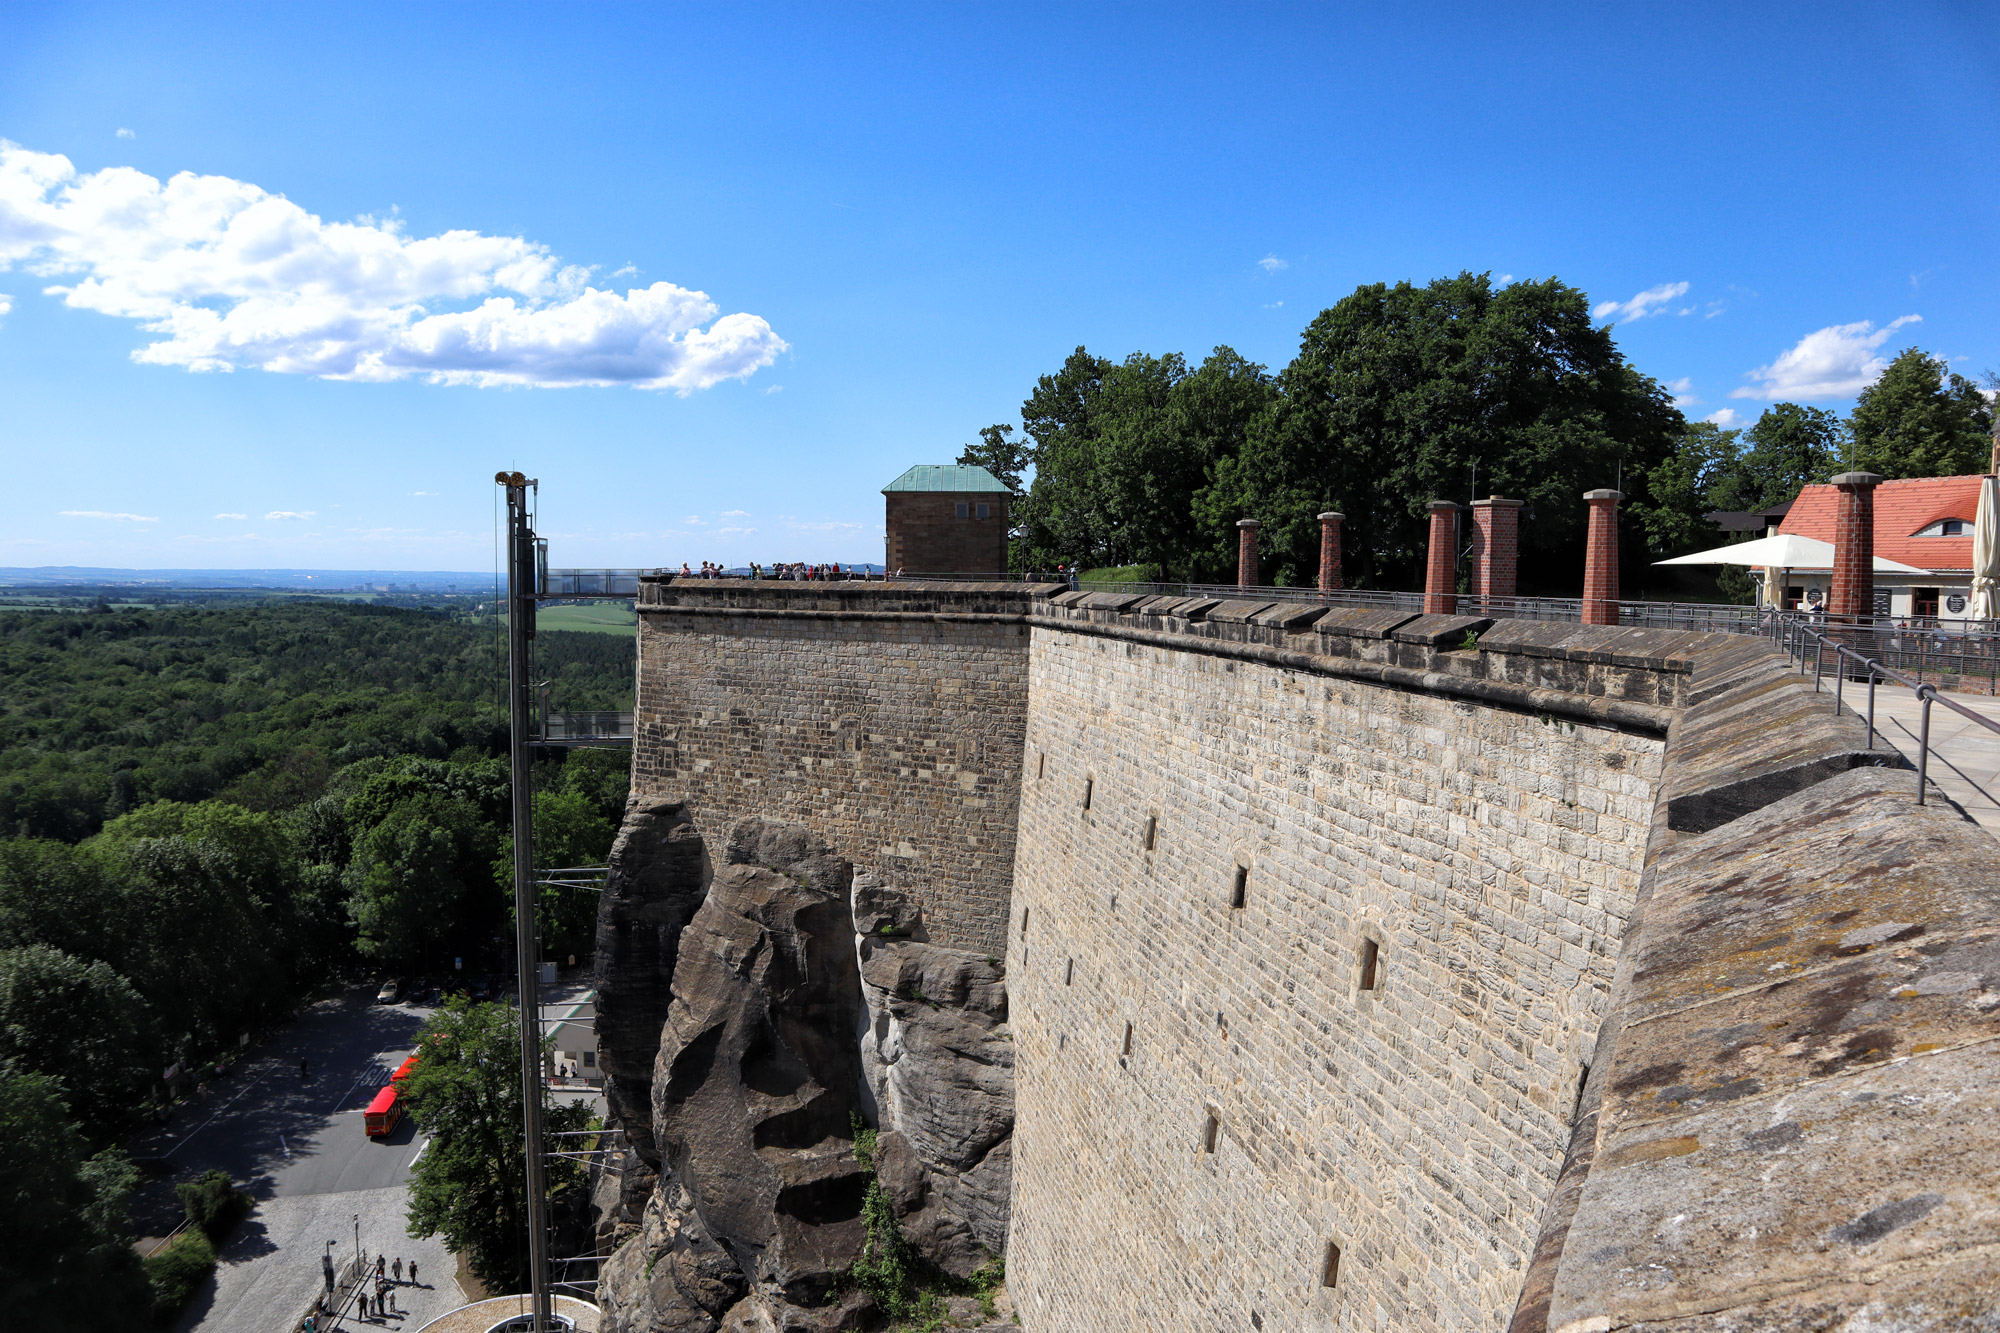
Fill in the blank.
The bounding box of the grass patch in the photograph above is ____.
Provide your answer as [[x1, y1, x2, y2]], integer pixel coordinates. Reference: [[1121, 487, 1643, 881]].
[[527, 603, 638, 635]]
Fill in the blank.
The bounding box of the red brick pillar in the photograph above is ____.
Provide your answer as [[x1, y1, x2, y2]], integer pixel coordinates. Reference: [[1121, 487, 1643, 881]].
[[1236, 518, 1260, 588], [1582, 489, 1622, 625], [1424, 501, 1460, 614], [1317, 511, 1344, 591], [1829, 471, 1882, 622], [1468, 498, 1524, 600]]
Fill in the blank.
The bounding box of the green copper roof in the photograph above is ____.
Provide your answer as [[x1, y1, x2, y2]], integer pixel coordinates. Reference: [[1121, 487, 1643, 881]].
[[881, 464, 1012, 494]]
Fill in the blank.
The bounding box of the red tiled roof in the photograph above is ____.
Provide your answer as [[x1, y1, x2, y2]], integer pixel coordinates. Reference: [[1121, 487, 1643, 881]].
[[1777, 474, 1984, 573]]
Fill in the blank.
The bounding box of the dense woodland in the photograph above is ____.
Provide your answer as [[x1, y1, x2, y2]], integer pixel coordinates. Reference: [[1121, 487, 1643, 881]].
[[963, 274, 1995, 592], [0, 600, 633, 1325]]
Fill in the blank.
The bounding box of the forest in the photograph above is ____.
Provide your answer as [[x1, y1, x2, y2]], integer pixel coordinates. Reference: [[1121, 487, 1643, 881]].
[[961, 273, 1995, 592], [0, 599, 633, 1323]]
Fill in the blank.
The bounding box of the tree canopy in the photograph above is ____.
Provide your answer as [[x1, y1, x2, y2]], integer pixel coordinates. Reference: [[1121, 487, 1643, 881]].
[[402, 997, 593, 1293], [1848, 348, 1994, 480]]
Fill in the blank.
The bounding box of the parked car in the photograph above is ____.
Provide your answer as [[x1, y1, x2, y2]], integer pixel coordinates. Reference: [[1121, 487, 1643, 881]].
[[375, 979, 402, 1005]]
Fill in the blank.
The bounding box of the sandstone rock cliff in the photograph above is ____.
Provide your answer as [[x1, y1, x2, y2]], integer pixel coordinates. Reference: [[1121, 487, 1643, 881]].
[[595, 815, 1015, 1332]]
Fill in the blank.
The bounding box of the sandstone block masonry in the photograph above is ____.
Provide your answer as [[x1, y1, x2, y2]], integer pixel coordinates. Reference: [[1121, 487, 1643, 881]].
[[632, 579, 1056, 957], [1005, 604, 1667, 1333]]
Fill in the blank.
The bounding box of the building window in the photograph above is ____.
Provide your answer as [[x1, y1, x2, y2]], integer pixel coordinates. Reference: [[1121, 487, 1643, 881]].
[[1143, 815, 1157, 852], [1230, 865, 1248, 909], [955, 501, 969, 518], [582, 1050, 596, 1067], [1321, 1241, 1342, 1289], [976, 502, 990, 519], [1082, 777, 1093, 811], [1358, 937, 1380, 992], [1200, 1111, 1220, 1153], [1122, 1021, 1133, 1056]]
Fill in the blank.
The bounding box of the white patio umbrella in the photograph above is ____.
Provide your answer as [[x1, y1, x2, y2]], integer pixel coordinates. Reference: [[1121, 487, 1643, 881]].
[[1971, 476, 2000, 620], [1655, 534, 1929, 609]]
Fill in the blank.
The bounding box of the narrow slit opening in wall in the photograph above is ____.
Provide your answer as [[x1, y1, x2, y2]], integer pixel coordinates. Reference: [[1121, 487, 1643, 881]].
[[1081, 777, 1093, 811], [1230, 865, 1247, 909], [1064, 957, 1074, 985], [1020, 906, 1030, 938], [1200, 1111, 1219, 1154], [1143, 815, 1157, 852], [1321, 1241, 1342, 1289], [1572, 1063, 1591, 1123], [1036, 751, 1044, 780], [1121, 1021, 1133, 1056], [1358, 938, 1380, 991]]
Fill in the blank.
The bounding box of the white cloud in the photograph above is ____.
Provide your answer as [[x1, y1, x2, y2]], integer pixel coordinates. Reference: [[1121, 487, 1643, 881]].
[[411, 490, 436, 496], [214, 511, 247, 519], [762, 383, 783, 395], [1592, 281, 1692, 323], [1731, 315, 1921, 400], [1497, 273, 1514, 285], [721, 509, 750, 517], [1706, 408, 1745, 429], [717, 526, 756, 536], [115, 128, 135, 140], [1262, 301, 1283, 309], [1258, 254, 1287, 273], [0, 292, 10, 320], [1664, 376, 1698, 409], [683, 515, 707, 525], [783, 517, 866, 533], [61, 509, 157, 521], [0, 141, 786, 391], [264, 510, 315, 520]]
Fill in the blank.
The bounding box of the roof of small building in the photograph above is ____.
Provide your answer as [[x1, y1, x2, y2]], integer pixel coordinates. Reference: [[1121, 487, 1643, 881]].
[[1778, 474, 1985, 573], [882, 464, 1013, 494]]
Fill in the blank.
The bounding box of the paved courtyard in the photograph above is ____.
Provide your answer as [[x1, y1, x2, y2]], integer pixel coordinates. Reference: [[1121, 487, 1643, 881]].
[[1852, 687, 2000, 836]]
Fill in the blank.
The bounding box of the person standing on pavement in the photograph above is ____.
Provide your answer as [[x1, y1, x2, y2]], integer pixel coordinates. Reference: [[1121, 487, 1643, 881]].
[[376, 1254, 386, 1278], [393, 1257, 402, 1282], [409, 1260, 419, 1286]]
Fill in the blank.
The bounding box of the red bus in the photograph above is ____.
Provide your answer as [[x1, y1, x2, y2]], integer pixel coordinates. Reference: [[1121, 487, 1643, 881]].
[[391, 1055, 419, 1086], [363, 1085, 402, 1137]]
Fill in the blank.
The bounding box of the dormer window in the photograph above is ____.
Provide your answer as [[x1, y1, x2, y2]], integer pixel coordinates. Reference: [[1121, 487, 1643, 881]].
[[1913, 518, 1969, 537]]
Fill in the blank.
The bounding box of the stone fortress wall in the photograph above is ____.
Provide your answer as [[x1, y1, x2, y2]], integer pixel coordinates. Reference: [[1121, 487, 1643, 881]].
[[619, 577, 2000, 1331], [1005, 605, 1667, 1332], [631, 578, 1057, 957]]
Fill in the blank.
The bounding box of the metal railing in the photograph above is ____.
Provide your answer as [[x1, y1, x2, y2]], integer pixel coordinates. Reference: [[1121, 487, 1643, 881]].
[[539, 569, 652, 598], [535, 711, 633, 746], [1775, 613, 2000, 806]]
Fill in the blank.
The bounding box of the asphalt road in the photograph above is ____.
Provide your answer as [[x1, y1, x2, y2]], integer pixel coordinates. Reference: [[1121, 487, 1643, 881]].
[[131, 987, 436, 1234]]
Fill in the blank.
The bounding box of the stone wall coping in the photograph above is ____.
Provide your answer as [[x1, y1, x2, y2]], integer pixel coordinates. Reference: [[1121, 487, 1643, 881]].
[[1029, 609, 1676, 732], [1389, 613, 1493, 645]]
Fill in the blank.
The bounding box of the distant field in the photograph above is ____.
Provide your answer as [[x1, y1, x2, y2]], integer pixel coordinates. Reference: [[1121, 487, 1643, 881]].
[[532, 602, 637, 634]]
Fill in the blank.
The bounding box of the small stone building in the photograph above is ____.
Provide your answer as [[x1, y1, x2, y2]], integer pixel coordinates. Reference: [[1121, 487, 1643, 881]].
[[882, 464, 1012, 574]]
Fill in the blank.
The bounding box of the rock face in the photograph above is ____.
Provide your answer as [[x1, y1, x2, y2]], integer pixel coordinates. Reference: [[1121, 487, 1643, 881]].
[[853, 876, 1013, 1276], [597, 816, 1015, 1333], [596, 798, 713, 1172]]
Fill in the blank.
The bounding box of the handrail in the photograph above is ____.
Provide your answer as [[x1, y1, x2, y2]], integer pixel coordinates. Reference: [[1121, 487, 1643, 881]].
[[1777, 613, 2000, 806]]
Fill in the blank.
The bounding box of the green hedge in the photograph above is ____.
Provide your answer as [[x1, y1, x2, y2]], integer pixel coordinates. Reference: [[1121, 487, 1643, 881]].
[[144, 1228, 217, 1322]]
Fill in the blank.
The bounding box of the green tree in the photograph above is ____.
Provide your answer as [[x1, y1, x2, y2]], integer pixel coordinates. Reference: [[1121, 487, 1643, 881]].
[[1710, 404, 1844, 510], [954, 424, 1031, 495], [1201, 273, 1682, 588], [495, 788, 615, 961], [402, 999, 592, 1293], [0, 1066, 154, 1330], [1848, 347, 1994, 479], [347, 796, 496, 970], [0, 946, 157, 1139], [1629, 421, 1743, 557], [1013, 346, 1277, 577]]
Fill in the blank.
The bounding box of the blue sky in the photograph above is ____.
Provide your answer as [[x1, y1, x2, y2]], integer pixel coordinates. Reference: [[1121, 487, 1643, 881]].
[[3, 1, 1997, 570]]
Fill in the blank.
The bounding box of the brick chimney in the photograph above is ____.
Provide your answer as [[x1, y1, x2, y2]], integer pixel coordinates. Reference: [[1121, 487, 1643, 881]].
[[1829, 471, 1882, 622], [1424, 501, 1460, 614], [1582, 489, 1622, 625], [1237, 519, 1260, 588], [1468, 498, 1523, 600], [1317, 512, 1344, 591]]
